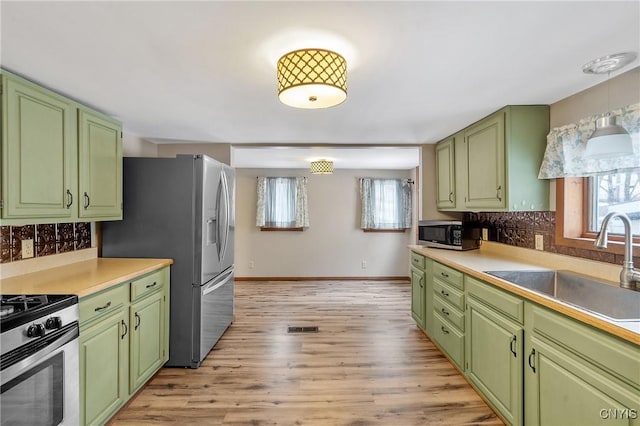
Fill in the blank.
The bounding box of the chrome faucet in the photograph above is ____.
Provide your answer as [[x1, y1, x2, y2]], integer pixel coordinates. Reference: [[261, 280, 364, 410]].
[[594, 212, 640, 289]]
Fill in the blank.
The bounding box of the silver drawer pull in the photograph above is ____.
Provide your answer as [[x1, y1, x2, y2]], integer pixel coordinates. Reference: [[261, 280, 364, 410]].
[[146, 281, 157, 289], [441, 308, 449, 316], [441, 326, 450, 335], [440, 290, 449, 297], [441, 272, 449, 278], [94, 301, 111, 312]]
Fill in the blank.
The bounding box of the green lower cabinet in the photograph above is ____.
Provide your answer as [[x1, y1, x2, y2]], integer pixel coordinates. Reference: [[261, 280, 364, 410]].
[[79, 308, 129, 426], [411, 265, 426, 329], [423, 258, 433, 335], [130, 290, 165, 393], [525, 335, 639, 426], [466, 297, 523, 425]]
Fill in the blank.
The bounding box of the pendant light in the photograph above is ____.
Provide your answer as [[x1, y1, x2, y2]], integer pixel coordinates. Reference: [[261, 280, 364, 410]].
[[582, 52, 637, 158], [310, 159, 334, 174]]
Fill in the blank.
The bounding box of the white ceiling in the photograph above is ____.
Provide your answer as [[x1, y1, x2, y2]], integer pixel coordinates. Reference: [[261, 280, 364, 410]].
[[1, 1, 639, 169], [231, 146, 420, 169]]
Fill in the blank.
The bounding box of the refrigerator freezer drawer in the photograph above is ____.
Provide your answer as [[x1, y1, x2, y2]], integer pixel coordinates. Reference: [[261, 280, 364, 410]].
[[199, 267, 234, 363]]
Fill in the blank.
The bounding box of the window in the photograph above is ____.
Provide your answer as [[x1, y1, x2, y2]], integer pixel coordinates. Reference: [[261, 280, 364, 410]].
[[359, 178, 412, 231], [256, 177, 309, 230], [587, 170, 640, 236]]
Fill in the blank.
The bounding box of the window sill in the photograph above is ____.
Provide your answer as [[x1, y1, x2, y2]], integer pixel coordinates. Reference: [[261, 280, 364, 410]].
[[362, 229, 407, 233], [260, 227, 304, 232]]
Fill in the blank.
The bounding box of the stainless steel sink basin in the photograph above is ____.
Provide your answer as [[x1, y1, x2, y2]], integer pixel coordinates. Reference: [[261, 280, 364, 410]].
[[484, 270, 640, 322]]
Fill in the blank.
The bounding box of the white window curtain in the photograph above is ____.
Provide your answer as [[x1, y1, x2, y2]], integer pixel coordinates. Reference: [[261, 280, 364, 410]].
[[538, 103, 640, 179], [360, 178, 412, 229], [256, 177, 309, 228]]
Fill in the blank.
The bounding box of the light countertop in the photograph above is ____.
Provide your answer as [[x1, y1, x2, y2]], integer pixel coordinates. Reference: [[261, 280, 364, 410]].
[[410, 243, 639, 345], [0, 258, 173, 298]]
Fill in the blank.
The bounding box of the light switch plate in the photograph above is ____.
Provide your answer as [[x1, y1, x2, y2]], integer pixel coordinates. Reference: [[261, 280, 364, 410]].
[[22, 239, 34, 258], [535, 234, 544, 251]]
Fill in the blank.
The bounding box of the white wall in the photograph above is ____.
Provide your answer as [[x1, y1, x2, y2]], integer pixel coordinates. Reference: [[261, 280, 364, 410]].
[[122, 133, 158, 157], [235, 168, 414, 278]]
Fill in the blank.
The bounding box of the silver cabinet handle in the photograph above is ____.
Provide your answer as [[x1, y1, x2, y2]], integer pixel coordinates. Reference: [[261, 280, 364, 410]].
[[146, 281, 157, 289], [440, 290, 449, 297], [496, 185, 502, 201], [66, 190, 73, 208], [441, 308, 449, 316], [510, 335, 517, 357], [83, 192, 90, 209], [441, 272, 449, 278], [441, 326, 449, 335], [448, 192, 454, 202]]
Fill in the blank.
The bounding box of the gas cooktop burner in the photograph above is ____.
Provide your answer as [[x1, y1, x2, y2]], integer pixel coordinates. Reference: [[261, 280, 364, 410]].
[[0, 294, 78, 333], [0, 305, 15, 318]]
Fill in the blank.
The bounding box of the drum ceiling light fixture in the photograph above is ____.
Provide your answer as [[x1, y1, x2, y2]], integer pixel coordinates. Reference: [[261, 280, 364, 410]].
[[277, 48, 347, 109], [310, 159, 334, 174]]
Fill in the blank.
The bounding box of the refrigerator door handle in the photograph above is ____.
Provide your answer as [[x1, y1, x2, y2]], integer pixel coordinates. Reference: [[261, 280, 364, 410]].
[[219, 171, 230, 263], [202, 268, 234, 296]]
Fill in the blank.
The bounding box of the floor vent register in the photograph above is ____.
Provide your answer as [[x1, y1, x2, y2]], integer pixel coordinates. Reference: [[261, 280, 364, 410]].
[[287, 326, 319, 333]]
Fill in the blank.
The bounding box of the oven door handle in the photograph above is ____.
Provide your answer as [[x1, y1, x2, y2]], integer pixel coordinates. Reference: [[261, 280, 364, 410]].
[[1, 323, 78, 377]]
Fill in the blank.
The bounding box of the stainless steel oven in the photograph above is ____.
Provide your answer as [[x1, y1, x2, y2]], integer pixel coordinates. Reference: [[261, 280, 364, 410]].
[[1, 295, 79, 426]]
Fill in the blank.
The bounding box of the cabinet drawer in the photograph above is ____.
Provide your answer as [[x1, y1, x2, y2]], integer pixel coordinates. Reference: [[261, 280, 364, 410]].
[[466, 275, 524, 324], [433, 262, 463, 290], [529, 303, 640, 389], [433, 296, 464, 332], [411, 252, 426, 270], [433, 312, 465, 369], [80, 284, 128, 325], [433, 278, 464, 311], [131, 268, 165, 301]]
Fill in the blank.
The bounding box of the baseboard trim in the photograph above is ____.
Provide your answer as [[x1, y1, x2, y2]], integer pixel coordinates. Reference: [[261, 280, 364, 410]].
[[235, 276, 410, 282]]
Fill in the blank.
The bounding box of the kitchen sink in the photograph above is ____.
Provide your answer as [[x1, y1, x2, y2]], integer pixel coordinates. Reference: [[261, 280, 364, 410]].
[[484, 270, 640, 322]]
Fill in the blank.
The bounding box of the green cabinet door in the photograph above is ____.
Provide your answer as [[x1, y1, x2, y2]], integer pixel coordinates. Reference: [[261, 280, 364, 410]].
[[423, 258, 434, 336], [80, 309, 129, 426], [525, 335, 640, 426], [411, 265, 426, 329], [2, 73, 77, 220], [464, 112, 506, 210], [435, 137, 456, 209], [78, 107, 122, 220], [130, 290, 164, 393], [466, 297, 523, 425]]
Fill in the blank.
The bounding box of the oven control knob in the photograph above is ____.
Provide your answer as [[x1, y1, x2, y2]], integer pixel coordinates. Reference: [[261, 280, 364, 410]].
[[45, 317, 63, 330], [27, 323, 46, 338]]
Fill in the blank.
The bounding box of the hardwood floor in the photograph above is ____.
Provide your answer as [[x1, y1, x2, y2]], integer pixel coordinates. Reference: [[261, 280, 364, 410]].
[[110, 280, 502, 425]]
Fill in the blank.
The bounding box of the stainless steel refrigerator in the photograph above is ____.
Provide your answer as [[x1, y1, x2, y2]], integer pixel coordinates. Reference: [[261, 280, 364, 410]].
[[102, 155, 234, 368]]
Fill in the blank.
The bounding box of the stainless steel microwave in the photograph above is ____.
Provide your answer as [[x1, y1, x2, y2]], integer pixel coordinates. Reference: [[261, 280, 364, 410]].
[[418, 220, 480, 251]]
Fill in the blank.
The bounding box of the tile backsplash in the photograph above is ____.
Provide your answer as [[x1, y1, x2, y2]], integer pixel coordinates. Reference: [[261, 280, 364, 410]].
[[464, 211, 639, 266], [0, 223, 92, 263]]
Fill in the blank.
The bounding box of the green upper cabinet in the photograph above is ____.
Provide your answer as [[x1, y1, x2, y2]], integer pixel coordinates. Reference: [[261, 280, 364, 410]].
[[435, 136, 456, 209], [78, 107, 122, 220], [436, 105, 550, 212], [0, 69, 122, 224], [464, 113, 506, 209], [1, 72, 77, 220]]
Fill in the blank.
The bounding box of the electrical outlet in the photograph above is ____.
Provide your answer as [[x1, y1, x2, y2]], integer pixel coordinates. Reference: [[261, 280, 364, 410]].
[[535, 234, 544, 251], [361, 260, 367, 269], [249, 260, 255, 269], [482, 228, 489, 241], [22, 239, 34, 258]]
